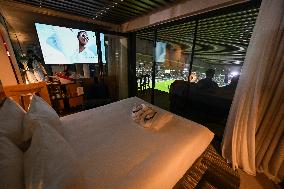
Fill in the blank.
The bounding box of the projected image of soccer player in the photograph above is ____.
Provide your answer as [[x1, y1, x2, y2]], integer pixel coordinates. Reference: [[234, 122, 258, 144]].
[[72, 31, 96, 63]]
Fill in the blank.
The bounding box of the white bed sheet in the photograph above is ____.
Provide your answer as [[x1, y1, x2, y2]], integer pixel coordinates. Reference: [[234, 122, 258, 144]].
[[60, 97, 214, 189]]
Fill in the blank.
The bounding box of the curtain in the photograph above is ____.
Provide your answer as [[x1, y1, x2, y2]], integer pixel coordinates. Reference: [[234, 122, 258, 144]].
[[222, 0, 284, 183]]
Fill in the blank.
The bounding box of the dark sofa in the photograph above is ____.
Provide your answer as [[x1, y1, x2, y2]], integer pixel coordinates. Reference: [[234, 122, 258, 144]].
[[169, 80, 235, 124]]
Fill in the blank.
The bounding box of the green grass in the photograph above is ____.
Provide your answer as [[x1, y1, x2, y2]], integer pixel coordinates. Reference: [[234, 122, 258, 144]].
[[137, 80, 175, 93], [154, 80, 175, 93]]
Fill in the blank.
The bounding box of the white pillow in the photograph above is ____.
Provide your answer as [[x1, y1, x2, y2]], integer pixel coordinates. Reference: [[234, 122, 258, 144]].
[[0, 136, 24, 189], [23, 95, 63, 141], [0, 97, 25, 147], [24, 124, 86, 189]]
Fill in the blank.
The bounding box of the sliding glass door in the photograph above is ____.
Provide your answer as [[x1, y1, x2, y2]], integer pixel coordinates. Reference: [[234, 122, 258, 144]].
[[153, 21, 196, 110]]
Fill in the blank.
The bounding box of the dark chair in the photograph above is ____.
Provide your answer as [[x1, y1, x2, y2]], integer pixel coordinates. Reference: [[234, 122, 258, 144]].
[[169, 80, 189, 114], [169, 80, 233, 124]]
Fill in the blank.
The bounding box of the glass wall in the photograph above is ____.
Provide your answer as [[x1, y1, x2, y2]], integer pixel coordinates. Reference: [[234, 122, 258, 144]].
[[154, 21, 195, 110], [193, 9, 258, 87], [135, 7, 259, 137], [187, 9, 258, 128], [155, 22, 196, 89]]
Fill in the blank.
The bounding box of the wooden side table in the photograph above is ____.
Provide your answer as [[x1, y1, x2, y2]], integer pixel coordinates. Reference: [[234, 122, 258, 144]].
[[63, 83, 84, 111], [68, 95, 84, 108]]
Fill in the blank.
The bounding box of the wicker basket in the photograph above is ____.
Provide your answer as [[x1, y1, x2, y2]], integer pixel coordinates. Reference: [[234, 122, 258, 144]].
[[174, 145, 240, 189]]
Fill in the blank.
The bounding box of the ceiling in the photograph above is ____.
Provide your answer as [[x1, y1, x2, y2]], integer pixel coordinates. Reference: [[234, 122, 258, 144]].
[[12, 0, 184, 24], [1, 0, 258, 66], [136, 8, 259, 66]]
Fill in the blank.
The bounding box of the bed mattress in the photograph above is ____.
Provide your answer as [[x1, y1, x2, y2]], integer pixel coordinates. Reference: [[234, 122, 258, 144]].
[[60, 97, 214, 189]]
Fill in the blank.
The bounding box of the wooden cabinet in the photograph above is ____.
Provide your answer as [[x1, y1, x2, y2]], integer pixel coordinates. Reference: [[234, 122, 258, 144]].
[[68, 95, 84, 108], [64, 83, 84, 108], [48, 82, 84, 114]]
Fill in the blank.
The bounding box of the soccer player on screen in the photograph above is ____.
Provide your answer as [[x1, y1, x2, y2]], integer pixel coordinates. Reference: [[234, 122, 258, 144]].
[[72, 31, 96, 63]]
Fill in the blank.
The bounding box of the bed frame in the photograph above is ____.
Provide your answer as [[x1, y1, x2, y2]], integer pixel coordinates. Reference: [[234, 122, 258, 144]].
[[0, 80, 51, 111]]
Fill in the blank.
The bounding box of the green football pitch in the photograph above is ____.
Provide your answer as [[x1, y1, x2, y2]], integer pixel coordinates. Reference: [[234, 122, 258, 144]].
[[154, 80, 175, 93]]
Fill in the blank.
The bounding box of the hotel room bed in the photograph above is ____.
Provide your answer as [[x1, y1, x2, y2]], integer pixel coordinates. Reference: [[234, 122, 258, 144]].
[[60, 97, 214, 189], [1, 82, 221, 189]]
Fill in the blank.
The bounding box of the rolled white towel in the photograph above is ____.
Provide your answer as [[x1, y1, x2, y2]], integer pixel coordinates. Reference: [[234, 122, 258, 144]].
[[132, 109, 143, 121], [141, 104, 150, 111], [139, 109, 157, 128], [131, 103, 157, 125], [131, 104, 152, 117], [132, 104, 143, 115], [140, 112, 173, 130], [131, 103, 173, 131], [151, 112, 173, 131], [131, 104, 143, 122]]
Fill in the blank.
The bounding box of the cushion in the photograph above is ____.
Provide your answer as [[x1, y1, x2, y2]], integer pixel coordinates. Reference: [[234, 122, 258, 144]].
[[0, 97, 25, 147], [24, 124, 86, 189], [0, 136, 24, 189], [23, 95, 62, 141]]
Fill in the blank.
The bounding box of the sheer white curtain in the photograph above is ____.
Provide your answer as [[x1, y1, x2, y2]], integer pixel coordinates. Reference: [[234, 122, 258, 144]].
[[222, 0, 284, 183]]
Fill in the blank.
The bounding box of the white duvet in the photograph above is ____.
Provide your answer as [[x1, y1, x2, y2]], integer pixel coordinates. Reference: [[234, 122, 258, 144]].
[[60, 97, 214, 189]]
